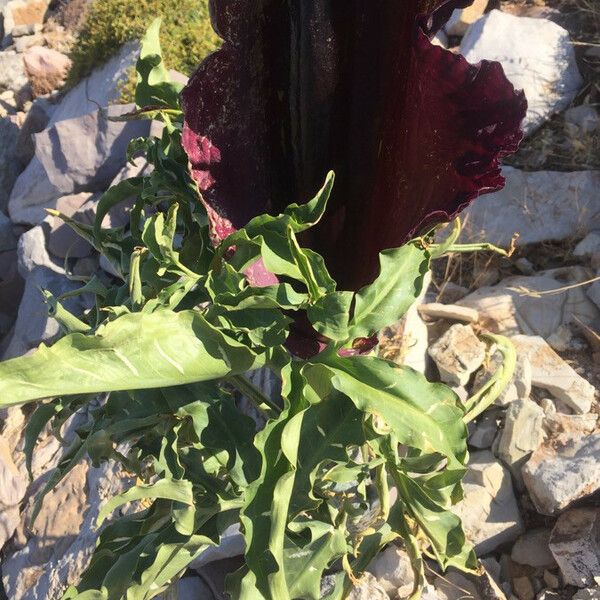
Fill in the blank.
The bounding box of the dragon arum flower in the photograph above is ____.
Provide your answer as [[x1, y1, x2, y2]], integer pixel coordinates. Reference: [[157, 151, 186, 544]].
[[181, 0, 527, 291]]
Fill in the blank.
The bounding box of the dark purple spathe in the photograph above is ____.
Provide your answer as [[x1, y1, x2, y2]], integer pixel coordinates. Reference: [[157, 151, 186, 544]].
[[181, 0, 527, 290]]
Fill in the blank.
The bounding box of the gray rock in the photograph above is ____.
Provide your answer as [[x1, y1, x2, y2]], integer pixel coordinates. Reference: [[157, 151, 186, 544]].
[[522, 433, 600, 515], [3, 266, 85, 359], [367, 545, 414, 598], [0, 209, 17, 251], [0, 114, 23, 211], [461, 10, 582, 134], [573, 590, 600, 600], [14, 95, 55, 166], [549, 508, 600, 588], [47, 192, 97, 259], [428, 324, 486, 387], [452, 450, 524, 555], [497, 398, 545, 485], [48, 42, 138, 126], [461, 268, 600, 343], [575, 232, 600, 257], [511, 529, 556, 568], [0, 435, 27, 550], [6, 155, 61, 226], [8, 105, 153, 225], [565, 105, 600, 135], [17, 224, 62, 276], [0, 50, 28, 93], [512, 335, 596, 414], [587, 281, 600, 312], [3, 458, 133, 600], [458, 168, 600, 247]]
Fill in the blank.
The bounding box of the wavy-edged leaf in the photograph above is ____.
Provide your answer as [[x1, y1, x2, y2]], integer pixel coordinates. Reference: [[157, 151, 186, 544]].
[[304, 353, 468, 471], [348, 242, 430, 338], [135, 18, 183, 110]]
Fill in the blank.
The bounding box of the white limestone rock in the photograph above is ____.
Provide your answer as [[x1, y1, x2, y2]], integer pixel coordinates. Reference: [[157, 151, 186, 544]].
[[428, 324, 486, 387], [522, 433, 600, 515], [461, 10, 582, 134], [512, 335, 596, 414], [452, 451, 524, 555], [458, 168, 600, 247]]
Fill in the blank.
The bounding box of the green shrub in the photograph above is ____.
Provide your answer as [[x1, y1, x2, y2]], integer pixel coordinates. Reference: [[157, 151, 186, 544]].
[[67, 0, 221, 97]]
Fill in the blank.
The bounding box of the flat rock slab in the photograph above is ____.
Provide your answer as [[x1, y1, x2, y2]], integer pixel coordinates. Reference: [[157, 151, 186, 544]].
[[523, 433, 600, 515], [452, 450, 524, 555], [8, 105, 152, 225], [458, 267, 600, 342], [459, 168, 600, 247], [461, 10, 582, 135], [512, 335, 596, 414]]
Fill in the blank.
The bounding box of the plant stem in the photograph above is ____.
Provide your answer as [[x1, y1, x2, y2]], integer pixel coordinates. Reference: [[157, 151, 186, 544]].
[[227, 373, 281, 415], [462, 333, 516, 423]]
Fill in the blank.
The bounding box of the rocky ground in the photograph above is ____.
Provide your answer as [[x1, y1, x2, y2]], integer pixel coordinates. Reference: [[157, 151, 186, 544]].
[[0, 0, 599, 599]]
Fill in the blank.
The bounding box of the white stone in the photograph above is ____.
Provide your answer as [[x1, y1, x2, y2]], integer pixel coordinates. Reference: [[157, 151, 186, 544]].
[[418, 303, 479, 323], [461, 10, 582, 134], [587, 281, 600, 312], [522, 433, 600, 515], [0, 50, 28, 93], [458, 168, 600, 247], [49, 42, 138, 126], [511, 529, 556, 568], [512, 335, 596, 414], [367, 545, 414, 598], [549, 509, 600, 588], [428, 324, 486, 387], [452, 450, 524, 555], [574, 232, 600, 257], [445, 0, 488, 36]]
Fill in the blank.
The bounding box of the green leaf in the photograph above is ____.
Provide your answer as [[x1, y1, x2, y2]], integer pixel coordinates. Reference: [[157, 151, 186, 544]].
[[97, 478, 193, 527], [135, 19, 183, 109], [304, 353, 468, 471], [0, 310, 266, 406], [284, 519, 348, 600], [307, 291, 354, 341], [348, 242, 430, 338], [389, 467, 477, 572], [24, 401, 62, 477], [93, 178, 144, 243]]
